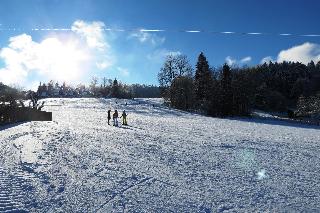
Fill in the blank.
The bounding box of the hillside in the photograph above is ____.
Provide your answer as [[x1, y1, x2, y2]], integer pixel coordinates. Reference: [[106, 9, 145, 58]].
[[0, 98, 319, 212]]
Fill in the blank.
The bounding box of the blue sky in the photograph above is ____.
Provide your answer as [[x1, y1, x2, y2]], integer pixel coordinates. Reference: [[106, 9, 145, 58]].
[[1, 0, 320, 89]]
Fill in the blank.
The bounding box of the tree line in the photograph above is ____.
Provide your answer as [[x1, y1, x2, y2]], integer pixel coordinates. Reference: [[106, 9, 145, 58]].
[[36, 78, 160, 99], [1, 78, 160, 110], [0, 83, 24, 107], [158, 52, 320, 118]]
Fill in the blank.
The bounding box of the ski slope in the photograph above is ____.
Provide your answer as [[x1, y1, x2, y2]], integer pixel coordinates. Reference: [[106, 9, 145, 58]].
[[0, 98, 319, 212]]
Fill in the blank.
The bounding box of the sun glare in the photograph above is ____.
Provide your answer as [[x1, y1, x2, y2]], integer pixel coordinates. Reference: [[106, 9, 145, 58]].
[[38, 37, 89, 82]]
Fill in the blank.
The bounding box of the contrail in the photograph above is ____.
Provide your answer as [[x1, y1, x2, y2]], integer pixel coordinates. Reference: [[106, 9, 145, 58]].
[[0, 27, 319, 37]]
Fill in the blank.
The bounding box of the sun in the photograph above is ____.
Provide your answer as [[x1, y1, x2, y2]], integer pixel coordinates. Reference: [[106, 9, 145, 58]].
[[37, 37, 89, 82]]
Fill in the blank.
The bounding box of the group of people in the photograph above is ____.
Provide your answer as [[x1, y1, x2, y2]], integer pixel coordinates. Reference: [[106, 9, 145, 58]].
[[107, 109, 127, 126]]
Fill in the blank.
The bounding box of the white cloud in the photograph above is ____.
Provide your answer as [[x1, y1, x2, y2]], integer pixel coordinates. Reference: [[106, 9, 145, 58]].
[[277, 42, 320, 64], [260, 56, 274, 64], [260, 43, 320, 65], [226, 56, 252, 66], [71, 20, 108, 51], [240, 56, 252, 63], [0, 34, 90, 85], [96, 61, 110, 70], [225, 56, 237, 66], [117, 67, 130, 77], [147, 49, 181, 62], [129, 31, 165, 46], [0, 20, 113, 87]]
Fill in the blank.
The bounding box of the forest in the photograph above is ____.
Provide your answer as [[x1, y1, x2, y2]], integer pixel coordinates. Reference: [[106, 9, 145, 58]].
[[158, 53, 320, 120]]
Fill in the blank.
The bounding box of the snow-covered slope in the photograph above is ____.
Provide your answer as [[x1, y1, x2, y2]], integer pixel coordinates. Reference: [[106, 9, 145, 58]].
[[0, 98, 319, 212]]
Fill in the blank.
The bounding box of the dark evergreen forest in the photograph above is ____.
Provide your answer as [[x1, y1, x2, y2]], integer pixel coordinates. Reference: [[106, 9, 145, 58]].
[[158, 52, 320, 119]]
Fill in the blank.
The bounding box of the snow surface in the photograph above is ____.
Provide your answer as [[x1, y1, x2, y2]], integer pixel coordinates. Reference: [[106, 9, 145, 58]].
[[0, 98, 320, 212]]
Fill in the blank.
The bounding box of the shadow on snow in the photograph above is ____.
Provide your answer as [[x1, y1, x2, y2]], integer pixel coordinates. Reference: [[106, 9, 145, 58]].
[[0, 122, 28, 131], [227, 117, 320, 130]]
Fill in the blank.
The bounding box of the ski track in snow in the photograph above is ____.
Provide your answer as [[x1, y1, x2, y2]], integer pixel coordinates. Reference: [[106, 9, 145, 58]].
[[0, 98, 320, 212]]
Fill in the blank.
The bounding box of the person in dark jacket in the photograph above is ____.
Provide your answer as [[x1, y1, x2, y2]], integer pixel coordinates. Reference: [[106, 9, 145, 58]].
[[113, 110, 119, 126], [107, 109, 111, 125], [120, 110, 128, 125]]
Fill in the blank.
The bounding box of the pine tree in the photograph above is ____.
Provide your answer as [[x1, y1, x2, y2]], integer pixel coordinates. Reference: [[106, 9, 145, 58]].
[[297, 95, 308, 116], [220, 63, 233, 116], [231, 69, 251, 115], [308, 60, 316, 74], [316, 61, 320, 71], [207, 78, 222, 116], [194, 52, 213, 104], [112, 78, 120, 98]]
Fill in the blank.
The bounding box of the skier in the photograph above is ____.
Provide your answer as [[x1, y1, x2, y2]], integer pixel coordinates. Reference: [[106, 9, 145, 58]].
[[113, 110, 119, 126], [120, 110, 128, 125], [107, 109, 111, 125]]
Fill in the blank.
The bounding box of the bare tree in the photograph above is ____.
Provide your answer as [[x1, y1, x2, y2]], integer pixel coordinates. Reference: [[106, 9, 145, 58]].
[[102, 77, 108, 88], [90, 76, 99, 96], [175, 55, 193, 77], [158, 54, 193, 99]]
